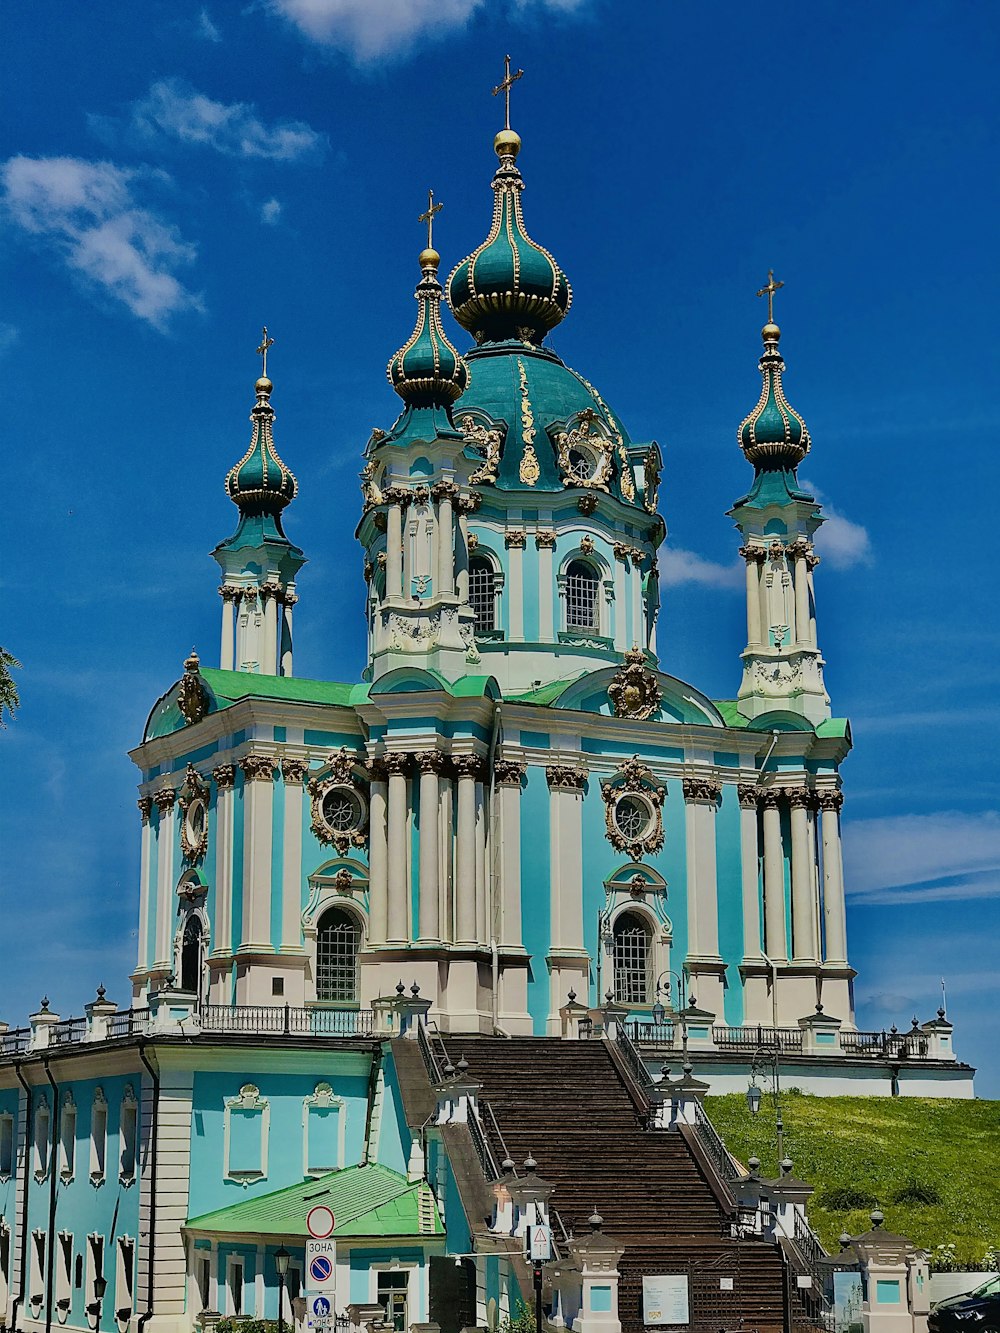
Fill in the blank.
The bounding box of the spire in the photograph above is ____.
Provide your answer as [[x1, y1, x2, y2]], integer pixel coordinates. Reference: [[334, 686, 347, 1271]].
[[387, 198, 469, 408], [225, 328, 297, 522], [738, 273, 811, 472], [446, 59, 571, 345]]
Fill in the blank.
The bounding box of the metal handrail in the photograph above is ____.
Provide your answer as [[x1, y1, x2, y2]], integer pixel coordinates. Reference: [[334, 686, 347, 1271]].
[[614, 1025, 655, 1092], [627, 1019, 675, 1045], [482, 1100, 513, 1168], [690, 1098, 742, 1186], [417, 1021, 443, 1084], [0, 1028, 30, 1055], [467, 1102, 501, 1182], [105, 1009, 150, 1040]]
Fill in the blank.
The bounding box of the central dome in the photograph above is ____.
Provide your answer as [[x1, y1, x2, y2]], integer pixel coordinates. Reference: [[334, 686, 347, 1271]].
[[447, 131, 571, 345]]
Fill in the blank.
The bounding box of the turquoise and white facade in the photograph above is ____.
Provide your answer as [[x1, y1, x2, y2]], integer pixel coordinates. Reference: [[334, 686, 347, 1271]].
[[0, 113, 974, 1333]]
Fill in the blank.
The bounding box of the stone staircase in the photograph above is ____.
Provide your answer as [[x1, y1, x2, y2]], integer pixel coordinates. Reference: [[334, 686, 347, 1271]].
[[455, 1036, 794, 1333]]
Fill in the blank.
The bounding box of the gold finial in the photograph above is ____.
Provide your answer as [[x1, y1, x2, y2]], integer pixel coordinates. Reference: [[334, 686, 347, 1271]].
[[418, 189, 444, 252], [492, 53, 523, 131], [256, 326, 274, 378], [756, 270, 785, 325]]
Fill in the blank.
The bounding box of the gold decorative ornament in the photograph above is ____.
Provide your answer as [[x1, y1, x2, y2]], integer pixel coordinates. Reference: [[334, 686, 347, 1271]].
[[516, 359, 540, 485], [643, 449, 661, 514], [178, 764, 210, 864], [178, 650, 208, 726], [601, 755, 666, 860], [608, 646, 662, 721], [462, 415, 503, 485], [308, 747, 368, 853]]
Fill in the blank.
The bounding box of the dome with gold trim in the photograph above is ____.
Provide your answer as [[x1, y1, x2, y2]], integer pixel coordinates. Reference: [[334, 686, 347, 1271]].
[[738, 322, 811, 470], [388, 248, 469, 405], [225, 373, 297, 516], [446, 129, 571, 345]]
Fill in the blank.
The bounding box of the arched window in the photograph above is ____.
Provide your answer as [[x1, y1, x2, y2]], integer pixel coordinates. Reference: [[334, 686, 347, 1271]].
[[180, 914, 203, 996], [613, 911, 652, 1006], [468, 557, 497, 631], [565, 560, 600, 631], [316, 908, 361, 1003]]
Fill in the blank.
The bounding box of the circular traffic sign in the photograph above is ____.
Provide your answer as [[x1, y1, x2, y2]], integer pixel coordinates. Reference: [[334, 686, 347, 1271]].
[[309, 1255, 334, 1284], [306, 1204, 336, 1238]]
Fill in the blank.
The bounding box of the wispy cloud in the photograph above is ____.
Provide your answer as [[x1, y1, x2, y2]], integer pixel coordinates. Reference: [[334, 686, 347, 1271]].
[[844, 810, 1000, 905], [660, 546, 742, 590], [804, 479, 872, 569], [195, 7, 221, 41], [260, 197, 283, 225], [266, 0, 589, 62], [131, 79, 324, 161], [1, 155, 201, 328], [0, 323, 17, 356]]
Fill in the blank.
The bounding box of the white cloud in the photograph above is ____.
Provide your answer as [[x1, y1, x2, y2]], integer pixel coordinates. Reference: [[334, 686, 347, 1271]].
[[659, 547, 743, 590], [0, 322, 17, 355], [1, 155, 201, 329], [803, 479, 873, 569], [260, 197, 283, 225], [132, 80, 324, 162], [195, 7, 221, 41], [843, 810, 1000, 905], [266, 0, 588, 61]]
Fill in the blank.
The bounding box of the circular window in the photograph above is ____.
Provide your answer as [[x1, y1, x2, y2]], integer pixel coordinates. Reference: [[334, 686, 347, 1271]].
[[185, 800, 206, 838], [322, 787, 364, 834], [614, 795, 652, 841], [568, 444, 598, 481]]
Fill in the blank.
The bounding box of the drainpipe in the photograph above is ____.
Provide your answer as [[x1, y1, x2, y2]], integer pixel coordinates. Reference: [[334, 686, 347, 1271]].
[[485, 702, 503, 1034], [42, 1059, 59, 1333], [134, 1044, 160, 1333], [760, 950, 780, 1032], [760, 730, 780, 775], [11, 1060, 32, 1333]]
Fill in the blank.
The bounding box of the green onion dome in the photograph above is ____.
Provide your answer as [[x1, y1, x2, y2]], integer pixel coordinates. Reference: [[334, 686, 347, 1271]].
[[446, 130, 571, 346], [738, 322, 811, 470], [225, 374, 297, 516], [387, 249, 469, 406]]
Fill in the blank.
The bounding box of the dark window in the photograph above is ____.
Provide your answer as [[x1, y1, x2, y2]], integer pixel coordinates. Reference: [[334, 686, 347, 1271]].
[[316, 908, 360, 1003], [469, 558, 496, 630], [180, 914, 203, 995], [565, 560, 600, 631], [613, 911, 651, 1005]]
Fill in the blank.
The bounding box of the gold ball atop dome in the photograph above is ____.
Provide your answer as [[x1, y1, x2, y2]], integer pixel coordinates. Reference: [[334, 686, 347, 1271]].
[[419, 246, 440, 270], [494, 128, 521, 159], [761, 322, 781, 344], [255, 376, 273, 396]]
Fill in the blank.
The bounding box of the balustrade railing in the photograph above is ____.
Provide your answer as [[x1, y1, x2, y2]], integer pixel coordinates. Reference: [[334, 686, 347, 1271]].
[[690, 1098, 742, 1187], [199, 1004, 375, 1037], [417, 1020, 443, 1084], [841, 1029, 928, 1057], [614, 1025, 655, 1095], [713, 1024, 804, 1052], [626, 1019, 675, 1045], [0, 1028, 30, 1056], [467, 1102, 501, 1181], [105, 1009, 150, 1040]]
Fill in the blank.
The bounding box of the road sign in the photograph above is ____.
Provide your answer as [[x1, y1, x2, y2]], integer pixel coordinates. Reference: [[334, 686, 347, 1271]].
[[306, 1293, 333, 1328], [529, 1224, 551, 1261], [306, 1204, 336, 1239]]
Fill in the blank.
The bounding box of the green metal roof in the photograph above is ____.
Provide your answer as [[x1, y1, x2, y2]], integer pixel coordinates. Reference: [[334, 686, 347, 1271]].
[[186, 1163, 443, 1239], [199, 668, 364, 709], [712, 699, 749, 728]]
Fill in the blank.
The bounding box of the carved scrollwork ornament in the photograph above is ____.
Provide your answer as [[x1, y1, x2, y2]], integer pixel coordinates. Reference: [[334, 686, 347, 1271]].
[[737, 783, 762, 809], [178, 650, 208, 726], [785, 786, 813, 809], [601, 756, 666, 859], [505, 530, 526, 549], [281, 758, 310, 785], [494, 759, 527, 787], [577, 493, 598, 516], [178, 764, 210, 864], [738, 544, 767, 565], [555, 411, 614, 491], [383, 752, 411, 777], [817, 789, 844, 812], [212, 763, 236, 790], [359, 460, 384, 509], [137, 796, 153, 822], [545, 765, 587, 790], [608, 646, 662, 721], [682, 777, 722, 804], [308, 750, 368, 853], [452, 754, 486, 780], [414, 750, 446, 775], [240, 754, 277, 783], [153, 787, 177, 813], [643, 450, 661, 514], [461, 416, 503, 485]]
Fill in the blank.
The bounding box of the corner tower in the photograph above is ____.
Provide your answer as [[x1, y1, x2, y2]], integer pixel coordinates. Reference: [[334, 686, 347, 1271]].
[[730, 277, 830, 724], [212, 331, 305, 675]]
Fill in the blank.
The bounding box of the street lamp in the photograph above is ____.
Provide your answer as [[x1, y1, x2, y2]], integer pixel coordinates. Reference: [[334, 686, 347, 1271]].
[[92, 1275, 108, 1333], [274, 1245, 290, 1333], [746, 1045, 784, 1164]]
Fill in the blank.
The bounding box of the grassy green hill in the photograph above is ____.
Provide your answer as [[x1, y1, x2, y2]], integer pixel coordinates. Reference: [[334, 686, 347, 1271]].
[[705, 1092, 1000, 1263]]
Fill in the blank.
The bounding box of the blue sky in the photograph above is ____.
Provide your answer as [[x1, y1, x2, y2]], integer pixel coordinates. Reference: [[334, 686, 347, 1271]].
[[1, 1, 998, 1093]]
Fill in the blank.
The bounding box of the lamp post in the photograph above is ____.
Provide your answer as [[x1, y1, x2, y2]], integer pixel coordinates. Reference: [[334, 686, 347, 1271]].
[[274, 1245, 290, 1333], [92, 1274, 107, 1333], [746, 1044, 784, 1165]]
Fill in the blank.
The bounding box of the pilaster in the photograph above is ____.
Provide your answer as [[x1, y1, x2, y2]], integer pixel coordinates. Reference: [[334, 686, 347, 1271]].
[[152, 787, 177, 973], [546, 765, 589, 1031], [237, 755, 277, 972], [209, 764, 235, 999]]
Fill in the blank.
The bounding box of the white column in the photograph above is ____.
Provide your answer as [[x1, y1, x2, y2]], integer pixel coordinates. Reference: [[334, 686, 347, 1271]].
[[536, 535, 555, 642], [263, 587, 278, 674], [416, 753, 442, 943], [792, 548, 810, 649], [454, 757, 481, 946], [220, 589, 235, 670], [820, 792, 847, 963], [234, 592, 247, 671], [496, 763, 526, 948], [280, 760, 307, 949], [630, 559, 643, 650], [788, 787, 817, 962], [280, 591, 296, 676], [368, 771, 389, 946], [738, 785, 763, 959], [210, 765, 236, 969], [507, 535, 525, 641], [614, 553, 629, 651], [546, 768, 585, 951], [435, 487, 455, 597], [758, 561, 771, 645], [136, 799, 153, 977], [740, 548, 763, 647], [387, 502, 404, 599], [239, 756, 276, 956], [153, 790, 177, 970], [457, 512, 470, 601], [806, 553, 820, 649], [761, 789, 787, 961], [438, 773, 453, 945], [475, 778, 487, 942], [385, 756, 410, 944], [682, 780, 721, 958]]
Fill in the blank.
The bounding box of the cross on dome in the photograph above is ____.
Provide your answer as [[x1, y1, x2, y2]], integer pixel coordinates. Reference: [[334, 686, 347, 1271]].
[[756, 270, 784, 326], [492, 53, 523, 131], [256, 325, 274, 379], [418, 190, 443, 252]]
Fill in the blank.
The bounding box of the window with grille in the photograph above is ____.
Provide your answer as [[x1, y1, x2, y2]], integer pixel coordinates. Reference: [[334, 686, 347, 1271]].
[[565, 560, 600, 631], [316, 908, 360, 1003], [469, 558, 496, 630], [613, 912, 651, 1005]]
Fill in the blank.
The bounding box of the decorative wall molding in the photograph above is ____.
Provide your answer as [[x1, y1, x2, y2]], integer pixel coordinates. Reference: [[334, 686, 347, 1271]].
[[137, 797, 153, 822], [178, 765, 209, 864], [601, 756, 666, 860], [307, 750, 368, 853], [223, 1084, 270, 1187], [152, 788, 177, 813], [177, 651, 208, 726], [608, 646, 662, 721], [302, 1082, 346, 1177]]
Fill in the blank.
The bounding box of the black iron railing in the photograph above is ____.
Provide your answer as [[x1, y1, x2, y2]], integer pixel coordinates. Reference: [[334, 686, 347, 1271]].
[[417, 1020, 443, 1083], [841, 1029, 928, 1057], [626, 1019, 675, 1045], [0, 1027, 30, 1055], [690, 1098, 742, 1186], [467, 1102, 501, 1181], [105, 1009, 151, 1040], [614, 1025, 655, 1093], [713, 1025, 804, 1052]]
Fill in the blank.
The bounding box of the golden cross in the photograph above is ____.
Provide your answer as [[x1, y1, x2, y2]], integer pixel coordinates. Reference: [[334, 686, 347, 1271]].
[[756, 270, 785, 324], [256, 326, 274, 378], [418, 189, 444, 250], [492, 53, 524, 131]]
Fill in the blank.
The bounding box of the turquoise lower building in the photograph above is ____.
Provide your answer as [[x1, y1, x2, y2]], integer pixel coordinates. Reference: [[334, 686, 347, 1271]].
[[0, 105, 972, 1333]]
